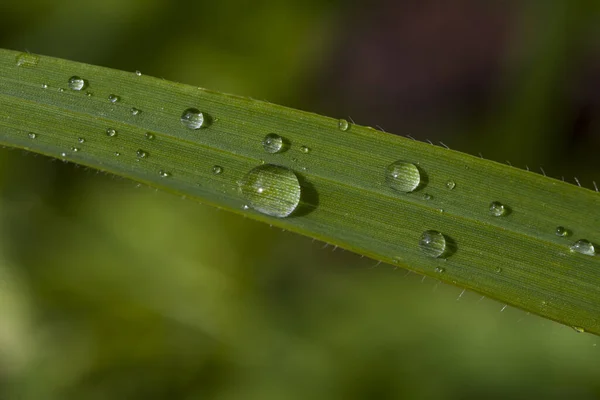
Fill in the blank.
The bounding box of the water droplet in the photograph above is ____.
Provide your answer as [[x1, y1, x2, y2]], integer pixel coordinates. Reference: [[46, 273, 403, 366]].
[[572, 326, 585, 333], [238, 164, 301, 218], [114, 152, 121, 156], [71, 147, 80, 152], [61, 152, 67, 157], [570, 240, 595, 256], [130, 107, 141, 116], [135, 70, 142, 76], [58, 88, 65, 93], [555, 226, 570, 237], [108, 94, 120, 103], [262, 133, 285, 154], [495, 267, 502, 273], [41, 83, 48, 89], [300, 145, 311, 154], [181, 108, 209, 130], [145, 132, 155, 140], [212, 165, 223, 175], [423, 193, 432, 200], [136, 149, 148, 159], [85, 92, 93, 97], [28, 133, 37, 139], [435, 267, 446, 273], [446, 180, 456, 190], [16, 53, 39, 67], [385, 161, 421, 193], [106, 128, 117, 137], [338, 119, 350, 131], [159, 170, 171, 178], [419, 230, 447, 258], [78, 137, 85, 143], [68, 76, 88, 91], [489, 201, 508, 217]]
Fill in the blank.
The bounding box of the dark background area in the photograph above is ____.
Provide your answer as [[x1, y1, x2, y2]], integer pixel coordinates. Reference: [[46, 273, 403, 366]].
[[0, 1, 599, 398]]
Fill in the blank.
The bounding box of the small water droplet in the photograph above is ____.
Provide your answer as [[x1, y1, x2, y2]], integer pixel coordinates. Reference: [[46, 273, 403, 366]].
[[85, 92, 93, 97], [130, 107, 141, 116], [28, 132, 37, 139], [212, 165, 223, 175], [41, 83, 48, 89], [242, 204, 250, 210], [135, 70, 142, 76], [136, 149, 148, 159], [423, 193, 432, 200], [262, 133, 285, 154], [446, 180, 456, 190], [300, 145, 311, 154], [419, 230, 447, 258], [489, 201, 508, 217], [555, 226, 570, 237], [572, 326, 585, 333], [570, 240, 596, 256], [108, 94, 120, 103], [338, 119, 350, 131], [385, 161, 421, 193], [181, 108, 209, 130], [145, 132, 155, 140], [78, 137, 85, 143], [58, 88, 65, 93], [71, 147, 80, 152], [114, 152, 121, 156], [16, 53, 39, 67], [495, 267, 502, 273], [238, 164, 301, 218], [435, 267, 446, 273], [68, 76, 88, 91], [61, 152, 67, 157], [159, 170, 171, 178], [106, 128, 117, 137]]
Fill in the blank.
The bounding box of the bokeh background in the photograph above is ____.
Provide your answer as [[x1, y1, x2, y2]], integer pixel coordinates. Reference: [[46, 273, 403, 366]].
[[1, 0, 600, 398]]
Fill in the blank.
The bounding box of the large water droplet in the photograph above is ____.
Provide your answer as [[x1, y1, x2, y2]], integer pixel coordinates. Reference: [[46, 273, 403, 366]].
[[570, 240, 595, 256], [419, 230, 447, 258], [106, 128, 117, 137], [489, 201, 508, 217], [68, 76, 88, 91], [262, 133, 285, 154], [338, 119, 350, 131], [181, 108, 209, 130], [555, 226, 570, 237], [385, 161, 421, 193], [108, 94, 120, 103], [238, 164, 301, 218], [16, 53, 39, 67]]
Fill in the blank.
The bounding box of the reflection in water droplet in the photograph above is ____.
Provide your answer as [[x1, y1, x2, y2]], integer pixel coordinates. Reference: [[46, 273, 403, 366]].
[[106, 128, 117, 137], [130, 107, 141, 116], [136, 149, 148, 159], [419, 230, 447, 258], [338, 119, 350, 131], [108, 94, 120, 103], [68, 76, 88, 91], [385, 161, 421, 193], [159, 170, 171, 178], [570, 240, 595, 256], [16, 53, 39, 67], [181, 108, 209, 130], [446, 180, 456, 190], [145, 132, 155, 140], [555, 226, 570, 237], [212, 165, 223, 175], [489, 201, 508, 217], [262, 133, 284, 154], [239, 164, 301, 218], [28, 133, 37, 139]]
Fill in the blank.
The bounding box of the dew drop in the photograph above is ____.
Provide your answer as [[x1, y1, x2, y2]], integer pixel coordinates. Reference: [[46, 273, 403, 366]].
[[181, 108, 209, 130], [71, 147, 80, 152], [338, 119, 350, 131], [238, 164, 301, 218], [16, 53, 39, 67], [159, 170, 171, 178], [114, 152, 121, 156], [61, 152, 67, 157], [212, 165, 223, 175], [569, 240, 596, 256], [136, 149, 148, 159], [58, 88, 65, 93], [300, 145, 311, 154], [446, 180, 456, 190], [145, 132, 155, 140], [41, 83, 48, 89], [130, 107, 141, 116], [106, 128, 117, 137], [489, 201, 508, 217], [78, 137, 85, 143], [135, 70, 142, 76], [385, 161, 421, 193], [495, 267, 502, 273], [435, 267, 446, 273], [555, 226, 570, 237], [419, 230, 447, 258], [108, 94, 120, 103], [68, 76, 88, 91], [262, 133, 284, 154], [572, 326, 585, 333], [85, 92, 93, 97], [28, 133, 37, 139]]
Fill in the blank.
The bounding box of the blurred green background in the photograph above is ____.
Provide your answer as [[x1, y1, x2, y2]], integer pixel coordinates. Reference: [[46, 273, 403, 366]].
[[1, 1, 600, 399]]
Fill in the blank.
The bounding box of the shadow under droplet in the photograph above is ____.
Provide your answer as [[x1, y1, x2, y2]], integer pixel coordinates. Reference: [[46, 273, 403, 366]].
[[291, 173, 319, 217], [413, 165, 429, 193], [442, 234, 458, 258]]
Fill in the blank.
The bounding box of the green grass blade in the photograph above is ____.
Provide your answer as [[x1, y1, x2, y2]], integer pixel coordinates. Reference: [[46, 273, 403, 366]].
[[1, 48, 599, 334]]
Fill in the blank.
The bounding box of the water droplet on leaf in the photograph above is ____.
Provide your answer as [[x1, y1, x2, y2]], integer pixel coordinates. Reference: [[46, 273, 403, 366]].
[[68, 76, 87, 91], [212, 165, 223, 175], [239, 164, 301, 218], [489, 201, 508, 217], [28, 133, 36, 139], [78, 137, 85, 143], [159, 170, 171, 178], [108, 94, 120, 103], [338, 119, 350, 131], [262, 133, 285, 154], [419, 230, 447, 258], [136, 149, 148, 159], [555, 226, 570, 237], [106, 128, 117, 137], [300, 145, 311, 154], [572, 326, 585, 333], [16, 53, 39, 67], [181, 108, 209, 130], [145, 132, 155, 140], [570, 240, 595, 256], [130, 107, 141, 116], [385, 161, 421, 193], [446, 180, 456, 190]]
